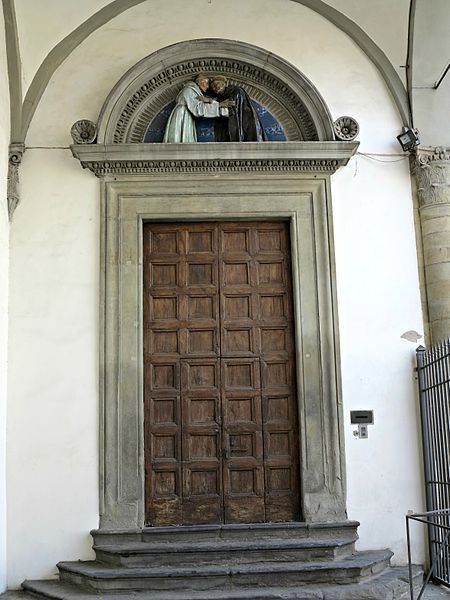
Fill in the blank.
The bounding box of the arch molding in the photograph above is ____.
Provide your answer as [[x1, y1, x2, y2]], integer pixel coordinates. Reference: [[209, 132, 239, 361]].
[[96, 39, 335, 144]]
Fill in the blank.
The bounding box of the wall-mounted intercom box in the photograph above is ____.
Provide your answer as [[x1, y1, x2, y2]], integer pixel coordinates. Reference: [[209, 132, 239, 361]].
[[350, 410, 374, 425], [351, 411, 374, 438]]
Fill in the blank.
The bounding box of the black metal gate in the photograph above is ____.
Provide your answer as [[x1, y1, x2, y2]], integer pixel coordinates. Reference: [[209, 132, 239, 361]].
[[417, 340, 450, 588]]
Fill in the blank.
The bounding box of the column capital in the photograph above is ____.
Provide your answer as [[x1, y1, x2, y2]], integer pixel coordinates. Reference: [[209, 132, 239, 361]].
[[411, 146, 450, 208]]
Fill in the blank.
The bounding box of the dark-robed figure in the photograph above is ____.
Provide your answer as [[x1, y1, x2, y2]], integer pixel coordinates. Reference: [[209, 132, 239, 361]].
[[210, 76, 266, 142]]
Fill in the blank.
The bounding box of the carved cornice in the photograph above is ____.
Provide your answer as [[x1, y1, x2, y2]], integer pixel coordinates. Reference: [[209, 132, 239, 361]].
[[96, 40, 335, 145], [71, 141, 359, 178], [7, 143, 25, 220], [412, 146, 450, 208]]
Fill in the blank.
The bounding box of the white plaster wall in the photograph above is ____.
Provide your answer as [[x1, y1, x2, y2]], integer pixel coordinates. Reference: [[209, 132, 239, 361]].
[[7, 0, 425, 586], [13, 0, 410, 102], [323, 0, 409, 84], [0, 6, 10, 593], [7, 150, 99, 586], [27, 0, 406, 151], [14, 0, 113, 97], [331, 155, 425, 561], [15, 0, 410, 103]]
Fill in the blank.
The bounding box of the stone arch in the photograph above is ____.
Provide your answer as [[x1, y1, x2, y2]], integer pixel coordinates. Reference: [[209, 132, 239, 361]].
[[96, 39, 335, 143]]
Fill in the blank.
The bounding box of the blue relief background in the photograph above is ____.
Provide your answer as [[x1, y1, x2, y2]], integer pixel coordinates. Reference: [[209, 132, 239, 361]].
[[144, 99, 287, 142]]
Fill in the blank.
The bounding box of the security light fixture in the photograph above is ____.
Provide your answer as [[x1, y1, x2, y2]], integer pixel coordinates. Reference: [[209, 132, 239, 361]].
[[397, 127, 420, 152]]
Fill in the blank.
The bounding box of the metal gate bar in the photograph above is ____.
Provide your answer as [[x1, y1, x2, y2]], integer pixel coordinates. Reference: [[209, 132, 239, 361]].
[[416, 340, 450, 587], [407, 509, 450, 599]]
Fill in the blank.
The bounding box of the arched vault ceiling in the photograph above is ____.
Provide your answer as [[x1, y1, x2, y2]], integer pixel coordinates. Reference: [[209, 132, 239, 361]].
[[14, 0, 114, 91], [6, 0, 411, 143], [322, 0, 410, 82]]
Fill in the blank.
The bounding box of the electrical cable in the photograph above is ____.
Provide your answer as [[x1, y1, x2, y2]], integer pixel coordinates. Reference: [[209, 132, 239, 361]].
[[356, 152, 409, 163]]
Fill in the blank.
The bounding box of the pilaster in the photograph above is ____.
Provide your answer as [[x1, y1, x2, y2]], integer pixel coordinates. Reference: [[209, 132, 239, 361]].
[[412, 147, 450, 343]]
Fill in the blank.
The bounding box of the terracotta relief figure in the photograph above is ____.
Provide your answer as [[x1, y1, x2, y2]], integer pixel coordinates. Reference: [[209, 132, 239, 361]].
[[210, 76, 266, 142], [163, 74, 234, 143]]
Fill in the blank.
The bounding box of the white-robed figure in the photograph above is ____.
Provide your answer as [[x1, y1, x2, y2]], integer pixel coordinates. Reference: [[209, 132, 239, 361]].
[[163, 74, 234, 143]]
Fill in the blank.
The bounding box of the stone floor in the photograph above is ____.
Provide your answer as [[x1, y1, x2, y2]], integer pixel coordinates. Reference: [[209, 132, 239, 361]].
[[1, 582, 449, 599], [421, 583, 450, 598]]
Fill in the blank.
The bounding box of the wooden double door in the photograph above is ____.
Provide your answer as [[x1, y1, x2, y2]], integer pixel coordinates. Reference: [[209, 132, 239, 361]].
[[144, 221, 300, 526]]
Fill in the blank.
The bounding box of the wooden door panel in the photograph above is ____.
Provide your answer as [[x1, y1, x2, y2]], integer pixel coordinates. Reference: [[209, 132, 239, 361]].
[[255, 227, 286, 253], [151, 228, 180, 254], [188, 295, 216, 320], [149, 295, 179, 321], [260, 353, 299, 519], [223, 294, 253, 320], [221, 228, 251, 254], [146, 223, 219, 359], [259, 293, 288, 320], [181, 359, 222, 525], [186, 228, 215, 253], [144, 358, 182, 526], [223, 358, 260, 390], [219, 222, 300, 523], [222, 357, 264, 523], [222, 327, 255, 355], [144, 221, 300, 526], [144, 224, 220, 526], [183, 225, 219, 363]]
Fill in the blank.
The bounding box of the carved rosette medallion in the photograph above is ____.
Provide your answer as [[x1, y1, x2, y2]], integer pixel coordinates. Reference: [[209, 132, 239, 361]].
[[71, 120, 97, 144], [333, 116, 359, 141], [411, 147, 450, 208]]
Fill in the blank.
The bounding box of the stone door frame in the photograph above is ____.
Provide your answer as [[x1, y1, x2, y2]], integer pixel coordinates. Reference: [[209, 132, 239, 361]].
[[98, 168, 348, 530]]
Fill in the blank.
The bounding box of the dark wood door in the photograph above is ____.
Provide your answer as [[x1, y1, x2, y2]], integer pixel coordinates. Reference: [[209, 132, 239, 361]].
[[144, 222, 300, 525]]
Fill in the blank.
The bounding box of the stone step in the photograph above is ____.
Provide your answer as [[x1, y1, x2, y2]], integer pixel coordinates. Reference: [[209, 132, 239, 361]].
[[94, 536, 356, 567], [91, 520, 360, 546], [56, 549, 393, 592], [0, 593, 37, 600], [21, 564, 423, 600]]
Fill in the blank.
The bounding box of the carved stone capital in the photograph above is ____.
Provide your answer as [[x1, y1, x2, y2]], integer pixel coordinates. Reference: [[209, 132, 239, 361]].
[[411, 146, 450, 208], [7, 143, 25, 220], [415, 146, 450, 164]]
